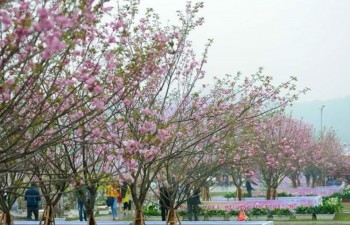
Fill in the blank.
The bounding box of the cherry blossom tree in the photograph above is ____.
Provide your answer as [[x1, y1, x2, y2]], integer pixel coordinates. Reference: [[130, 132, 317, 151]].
[[304, 129, 344, 188], [253, 115, 314, 199], [0, 165, 28, 225], [221, 126, 257, 201], [0, 1, 150, 224], [285, 121, 314, 188], [96, 2, 215, 224], [146, 72, 306, 225], [66, 114, 124, 225], [0, 1, 311, 225], [0, 0, 88, 172], [30, 144, 72, 225]]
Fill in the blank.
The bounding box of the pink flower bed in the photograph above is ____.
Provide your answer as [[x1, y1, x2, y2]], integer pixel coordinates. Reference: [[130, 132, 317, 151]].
[[195, 186, 344, 211], [253, 186, 343, 197], [203, 196, 322, 211]]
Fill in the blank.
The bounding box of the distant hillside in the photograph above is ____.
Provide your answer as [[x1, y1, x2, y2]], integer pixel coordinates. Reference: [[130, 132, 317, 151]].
[[289, 96, 350, 144]]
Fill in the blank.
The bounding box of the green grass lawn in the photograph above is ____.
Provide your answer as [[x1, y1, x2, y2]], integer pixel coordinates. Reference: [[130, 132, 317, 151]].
[[209, 192, 227, 197], [341, 202, 350, 211], [335, 213, 350, 221], [336, 202, 350, 220]]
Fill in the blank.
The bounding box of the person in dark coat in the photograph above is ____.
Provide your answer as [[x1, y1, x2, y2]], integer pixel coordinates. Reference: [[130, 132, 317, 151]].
[[77, 197, 87, 221], [76, 187, 90, 221], [24, 183, 41, 221], [159, 186, 170, 221], [186, 177, 201, 221], [245, 177, 257, 197]]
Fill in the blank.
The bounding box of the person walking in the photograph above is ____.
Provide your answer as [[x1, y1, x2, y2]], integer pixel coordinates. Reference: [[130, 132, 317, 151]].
[[159, 186, 170, 221], [106, 181, 120, 220], [121, 182, 132, 216], [245, 177, 257, 197], [24, 183, 41, 221], [186, 177, 201, 221], [76, 187, 91, 221], [77, 194, 87, 221]]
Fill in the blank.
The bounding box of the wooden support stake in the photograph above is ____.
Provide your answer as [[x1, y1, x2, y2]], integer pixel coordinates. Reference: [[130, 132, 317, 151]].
[[0, 213, 5, 225], [39, 206, 55, 225], [133, 210, 145, 225], [165, 209, 182, 225]]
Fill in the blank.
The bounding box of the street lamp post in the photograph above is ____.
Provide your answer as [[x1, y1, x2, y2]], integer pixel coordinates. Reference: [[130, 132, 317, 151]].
[[320, 105, 325, 135]]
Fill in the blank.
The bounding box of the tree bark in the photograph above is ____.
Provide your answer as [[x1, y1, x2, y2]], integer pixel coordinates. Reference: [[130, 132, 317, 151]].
[[132, 209, 146, 225], [86, 207, 96, 225], [167, 208, 181, 225], [305, 175, 311, 187], [266, 187, 271, 200], [272, 188, 278, 200], [39, 205, 55, 225], [292, 179, 298, 188], [237, 187, 243, 201], [201, 186, 210, 201], [311, 175, 317, 188], [0, 212, 13, 225]]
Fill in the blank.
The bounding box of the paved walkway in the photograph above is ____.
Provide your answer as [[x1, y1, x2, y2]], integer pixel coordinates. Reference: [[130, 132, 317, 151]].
[[11, 220, 350, 225], [13, 222, 273, 225]]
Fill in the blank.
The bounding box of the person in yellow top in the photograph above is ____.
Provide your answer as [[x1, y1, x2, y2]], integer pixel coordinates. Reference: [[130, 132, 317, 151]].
[[121, 182, 132, 215], [106, 181, 120, 220]]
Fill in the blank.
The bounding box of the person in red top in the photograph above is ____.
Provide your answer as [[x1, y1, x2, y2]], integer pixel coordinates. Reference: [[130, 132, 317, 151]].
[[238, 210, 246, 221]]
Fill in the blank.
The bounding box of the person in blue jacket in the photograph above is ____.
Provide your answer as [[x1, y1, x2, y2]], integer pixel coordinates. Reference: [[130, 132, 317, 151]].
[[24, 183, 41, 221]]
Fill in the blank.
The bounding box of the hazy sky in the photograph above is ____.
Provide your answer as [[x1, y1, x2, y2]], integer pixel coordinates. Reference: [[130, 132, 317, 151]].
[[140, 0, 350, 102]]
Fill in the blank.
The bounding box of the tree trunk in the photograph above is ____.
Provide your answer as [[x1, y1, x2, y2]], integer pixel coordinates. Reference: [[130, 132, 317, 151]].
[[0, 212, 13, 225], [272, 188, 277, 200], [86, 207, 96, 225], [237, 187, 243, 201], [201, 186, 210, 201], [167, 209, 181, 225], [266, 187, 271, 200], [297, 178, 301, 187], [305, 175, 310, 187], [292, 178, 298, 188], [132, 209, 146, 225], [319, 176, 325, 186], [311, 177, 316, 188], [39, 205, 55, 225]]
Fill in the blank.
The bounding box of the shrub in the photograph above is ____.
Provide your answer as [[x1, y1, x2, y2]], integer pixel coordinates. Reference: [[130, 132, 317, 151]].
[[314, 205, 335, 214], [271, 208, 292, 216], [329, 192, 342, 199], [224, 192, 236, 199], [178, 210, 187, 216], [223, 191, 250, 200], [143, 202, 161, 216], [334, 187, 350, 199], [319, 196, 343, 213], [228, 209, 241, 216], [248, 207, 269, 216], [343, 188, 350, 198], [295, 206, 314, 214], [277, 192, 292, 197], [201, 209, 226, 217]]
